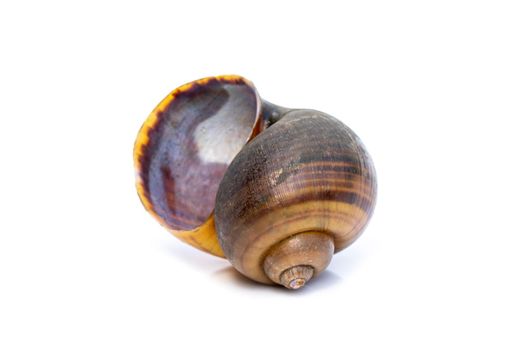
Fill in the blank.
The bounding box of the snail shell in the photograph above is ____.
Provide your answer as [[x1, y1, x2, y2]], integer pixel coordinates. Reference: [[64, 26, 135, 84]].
[[134, 75, 377, 289], [215, 110, 377, 288], [133, 76, 265, 257]]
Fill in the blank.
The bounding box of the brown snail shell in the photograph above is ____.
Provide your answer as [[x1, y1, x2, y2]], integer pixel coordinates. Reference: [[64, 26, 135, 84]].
[[134, 75, 377, 289], [215, 110, 377, 288]]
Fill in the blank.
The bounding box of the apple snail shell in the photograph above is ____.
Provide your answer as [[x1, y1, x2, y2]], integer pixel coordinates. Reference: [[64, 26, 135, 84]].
[[133, 75, 377, 289], [215, 110, 377, 287]]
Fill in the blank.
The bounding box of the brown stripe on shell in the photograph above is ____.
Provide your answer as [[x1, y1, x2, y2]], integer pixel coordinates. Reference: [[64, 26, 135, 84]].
[[216, 112, 376, 225]]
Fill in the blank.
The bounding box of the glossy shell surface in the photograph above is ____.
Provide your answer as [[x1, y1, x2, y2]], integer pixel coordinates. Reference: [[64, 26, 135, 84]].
[[215, 110, 377, 283]]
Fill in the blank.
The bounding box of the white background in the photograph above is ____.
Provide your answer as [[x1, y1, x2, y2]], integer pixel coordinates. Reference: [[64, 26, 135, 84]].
[[1, 1, 524, 349]]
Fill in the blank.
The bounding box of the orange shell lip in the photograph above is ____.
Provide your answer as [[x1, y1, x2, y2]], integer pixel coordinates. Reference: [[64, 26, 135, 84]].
[[133, 75, 263, 257]]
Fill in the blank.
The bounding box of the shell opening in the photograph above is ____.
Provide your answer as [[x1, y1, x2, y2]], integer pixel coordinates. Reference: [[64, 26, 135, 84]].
[[135, 77, 261, 232]]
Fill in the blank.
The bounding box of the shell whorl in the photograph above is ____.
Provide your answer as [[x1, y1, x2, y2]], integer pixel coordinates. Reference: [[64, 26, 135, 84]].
[[215, 110, 377, 284]]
